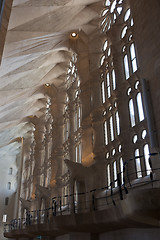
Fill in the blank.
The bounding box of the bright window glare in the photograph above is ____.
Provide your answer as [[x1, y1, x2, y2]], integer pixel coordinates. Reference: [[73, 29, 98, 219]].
[[144, 144, 152, 175], [137, 92, 145, 121], [135, 149, 142, 178], [129, 99, 135, 127], [124, 55, 130, 79], [124, 8, 131, 21]]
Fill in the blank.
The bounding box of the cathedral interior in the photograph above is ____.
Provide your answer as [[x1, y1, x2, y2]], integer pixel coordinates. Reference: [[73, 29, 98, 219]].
[[0, 0, 160, 239]]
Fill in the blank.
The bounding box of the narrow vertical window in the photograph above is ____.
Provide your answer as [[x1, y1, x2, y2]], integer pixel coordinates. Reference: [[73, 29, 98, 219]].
[[100, 55, 105, 66], [104, 121, 108, 145], [115, 111, 120, 135], [5, 197, 9, 206], [144, 144, 151, 175], [113, 161, 117, 187], [66, 119, 69, 139], [75, 91, 78, 98], [112, 69, 116, 90], [63, 187, 66, 205], [75, 111, 78, 132], [120, 158, 124, 184], [78, 142, 82, 163], [110, 116, 114, 141], [74, 180, 78, 203], [124, 55, 130, 80], [130, 43, 138, 73], [135, 149, 142, 178], [75, 143, 81, 163], [2, 214, 7, 223], [8, 182, 11, 190], [136, 92, 145, 121], [106, 72, 111, 98], [107, 164, 111, 188], [75, 145, 78, 163], [9, 168, 13, 175], [78, 106, 81, 128], [101, 81, 106, 103], [129, 99, 136, 127]]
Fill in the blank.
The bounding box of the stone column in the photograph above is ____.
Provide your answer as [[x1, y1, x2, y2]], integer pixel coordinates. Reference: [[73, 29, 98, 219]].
[[67, 88, 76, 163], [50, 91, 65, 198], [44, 113, 53, 188], [32, 117, 46, 195]]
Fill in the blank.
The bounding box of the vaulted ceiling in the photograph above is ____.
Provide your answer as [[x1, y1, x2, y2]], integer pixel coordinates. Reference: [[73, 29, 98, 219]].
[[0, 0, 103, 160]]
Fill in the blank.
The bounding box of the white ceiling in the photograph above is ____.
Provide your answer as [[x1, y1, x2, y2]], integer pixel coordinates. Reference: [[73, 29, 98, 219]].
[[0, 0, 103, 159]]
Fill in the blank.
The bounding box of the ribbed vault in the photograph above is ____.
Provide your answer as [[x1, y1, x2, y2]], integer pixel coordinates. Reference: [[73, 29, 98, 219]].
[[0, 0, 103, 160]]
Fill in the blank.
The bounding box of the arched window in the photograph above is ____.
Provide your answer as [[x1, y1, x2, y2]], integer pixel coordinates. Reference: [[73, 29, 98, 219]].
[[78, 105, 81, 129], [136, 92, 145, 121], [101, 39, 116, 99], [120, 158, 124, 184], [9, 167, 13, 175], [104, 120, 108, 145], [124, 8, 131, 22], [121, 26, 128, 39], [110, 116, 114, 141], [107, 164, 111, 188], [130, 43, 138, 73], [8, 182, 11, 190], [74, 180, 78, 203], [113, 161, 117, 187], [5, 197, 9, 206], [112, 69, 116, 90], [124, 54, 130, 79], [100, 55, 105, 66], [101, 0, 123, 32], [106, 72, 111, 98], [103, 39, 108, 51], [75, 142, 81, 163], [115, 111, 120, 135], [2, 214, 7, 223], [133, 134, 138, 143], [135, 149, 142, 178], [101, 81, 106, 103], [142, 129, 147, 139], [129, 99, 135, 127], [122, 7, 137, 80], [143, 144, 151, 175]]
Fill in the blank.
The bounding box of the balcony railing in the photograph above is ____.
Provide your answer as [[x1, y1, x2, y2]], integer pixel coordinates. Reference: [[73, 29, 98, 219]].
[[4, 152, 160, 234]]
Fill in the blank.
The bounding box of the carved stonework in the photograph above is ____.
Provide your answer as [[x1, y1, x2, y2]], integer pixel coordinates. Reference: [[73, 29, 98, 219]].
[[35, 184, 51, 199], [19, 198, 32, 211]]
